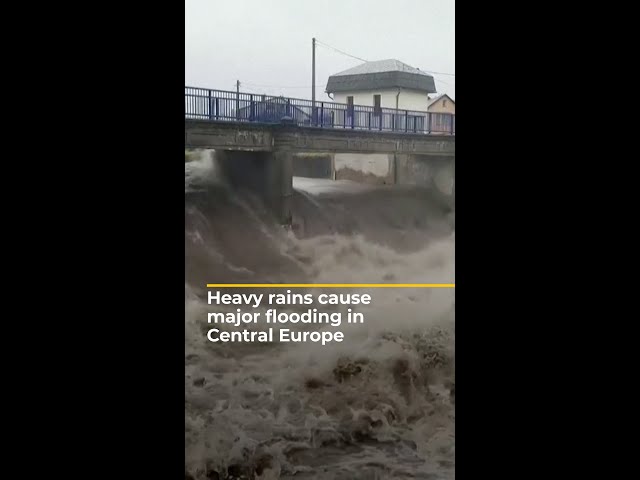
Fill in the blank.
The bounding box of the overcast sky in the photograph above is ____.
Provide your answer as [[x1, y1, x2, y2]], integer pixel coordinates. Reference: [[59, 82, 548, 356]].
[[185, 0, 455, 102]]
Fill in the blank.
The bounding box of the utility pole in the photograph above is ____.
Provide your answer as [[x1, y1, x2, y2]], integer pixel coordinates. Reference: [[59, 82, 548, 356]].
[[236, 80, 240, 120], [312, 37, 316, 125]]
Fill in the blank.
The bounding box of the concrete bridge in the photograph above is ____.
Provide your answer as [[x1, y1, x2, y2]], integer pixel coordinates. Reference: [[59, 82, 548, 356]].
[[185, 88, 455, 223], [185, 119, 455, 155]]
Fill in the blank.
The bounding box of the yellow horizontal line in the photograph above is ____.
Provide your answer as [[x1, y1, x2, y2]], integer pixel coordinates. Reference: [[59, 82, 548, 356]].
[[206, 283, 455, 288]]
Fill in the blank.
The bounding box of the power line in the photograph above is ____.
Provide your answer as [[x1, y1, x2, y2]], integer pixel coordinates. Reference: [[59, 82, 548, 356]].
[[242, 81, 323, 89], [239, 78, 452, 92], [425, 70, 455, 77], [436, 78, 455, 87], [316, 38, 455, 77], [315, 40, 368, 63], [237, 37, 454, 92]]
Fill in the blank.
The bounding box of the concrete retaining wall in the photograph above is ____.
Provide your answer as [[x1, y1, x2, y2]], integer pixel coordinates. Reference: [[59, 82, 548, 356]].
[[299, 152, 455, 193], [396, 154, 455, 197], [334, 153, 394, 185]]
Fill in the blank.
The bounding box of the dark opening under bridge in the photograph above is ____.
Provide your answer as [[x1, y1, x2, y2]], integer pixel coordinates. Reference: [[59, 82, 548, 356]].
[[185, 87, 455, 223]]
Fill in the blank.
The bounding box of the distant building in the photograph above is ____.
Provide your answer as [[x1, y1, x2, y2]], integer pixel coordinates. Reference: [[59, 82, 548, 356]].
[[427, 93, 455, 114], [325, 59, 437, 112]]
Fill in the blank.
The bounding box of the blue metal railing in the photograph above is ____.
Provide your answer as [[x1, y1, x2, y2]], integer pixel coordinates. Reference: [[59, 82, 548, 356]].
[[185, 87, 455, 135]]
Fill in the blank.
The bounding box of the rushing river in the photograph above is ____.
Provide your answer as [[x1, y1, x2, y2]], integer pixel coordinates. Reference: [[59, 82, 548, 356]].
[[185, 151, 455, 479]]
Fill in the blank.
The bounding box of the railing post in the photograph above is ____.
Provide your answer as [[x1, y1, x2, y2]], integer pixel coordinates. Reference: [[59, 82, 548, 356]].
[[250, 94, 255, 121], [351, 108, 355, 129], [427, 113, 431, 134], [343, 110, 346, 129], [405, 110, 408, 132], [215, 98, 219, 120], [320, 102, 324, 127], [450, 114, 454, 135], [380, 112, 383, 131], [208, 90, 213, 120], [368, 112, 371, 130], [236, 91, 240, 121]]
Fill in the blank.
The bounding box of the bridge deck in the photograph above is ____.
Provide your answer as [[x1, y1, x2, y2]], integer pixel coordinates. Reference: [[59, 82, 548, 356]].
[[185, 119, 455, 155]]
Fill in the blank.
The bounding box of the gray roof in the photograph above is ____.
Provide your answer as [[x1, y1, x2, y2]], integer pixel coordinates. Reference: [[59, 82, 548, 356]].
[[326, 59, 436, 94], [331, 59, 430, 77]]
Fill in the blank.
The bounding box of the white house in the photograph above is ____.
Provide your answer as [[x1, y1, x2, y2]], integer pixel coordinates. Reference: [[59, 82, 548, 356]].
[[325, 59, 436, 112]]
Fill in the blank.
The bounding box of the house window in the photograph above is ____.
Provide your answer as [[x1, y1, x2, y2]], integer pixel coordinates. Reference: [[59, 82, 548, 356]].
[[374, 94, 381, 116], [347, 96, 354, 118]]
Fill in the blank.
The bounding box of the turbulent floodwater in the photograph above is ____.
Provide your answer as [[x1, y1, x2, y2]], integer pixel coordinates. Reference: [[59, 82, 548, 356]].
[[185, 151, 455, 480]]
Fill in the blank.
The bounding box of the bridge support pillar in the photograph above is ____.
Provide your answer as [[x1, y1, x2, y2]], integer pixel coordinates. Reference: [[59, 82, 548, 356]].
[[264, 149, 293, 225], [216, 149, 293, 224]]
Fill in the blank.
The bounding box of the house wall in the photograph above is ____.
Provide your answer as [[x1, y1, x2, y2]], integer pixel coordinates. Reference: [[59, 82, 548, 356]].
[[332, 89, 430, 112], [427, 97, 455, 114]]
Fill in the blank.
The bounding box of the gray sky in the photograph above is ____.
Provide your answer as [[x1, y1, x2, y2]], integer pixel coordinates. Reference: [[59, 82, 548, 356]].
[[185, 0, 455, 102]]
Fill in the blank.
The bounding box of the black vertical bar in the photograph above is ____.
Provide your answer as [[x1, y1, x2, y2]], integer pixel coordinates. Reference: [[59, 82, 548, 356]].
[[427, 113, 432, 134], [250, 94, 254, 122], [208, 90, 212, 120], [312, 38, 316, 124], [380, 111, 383, 131], [368, 112, 371, 130], [343, 109, 346, 128], [320, 102, 324, 127], [236, 89, 240, 121], [215, 98, 219, 120], [405, 110, 408, 132]]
